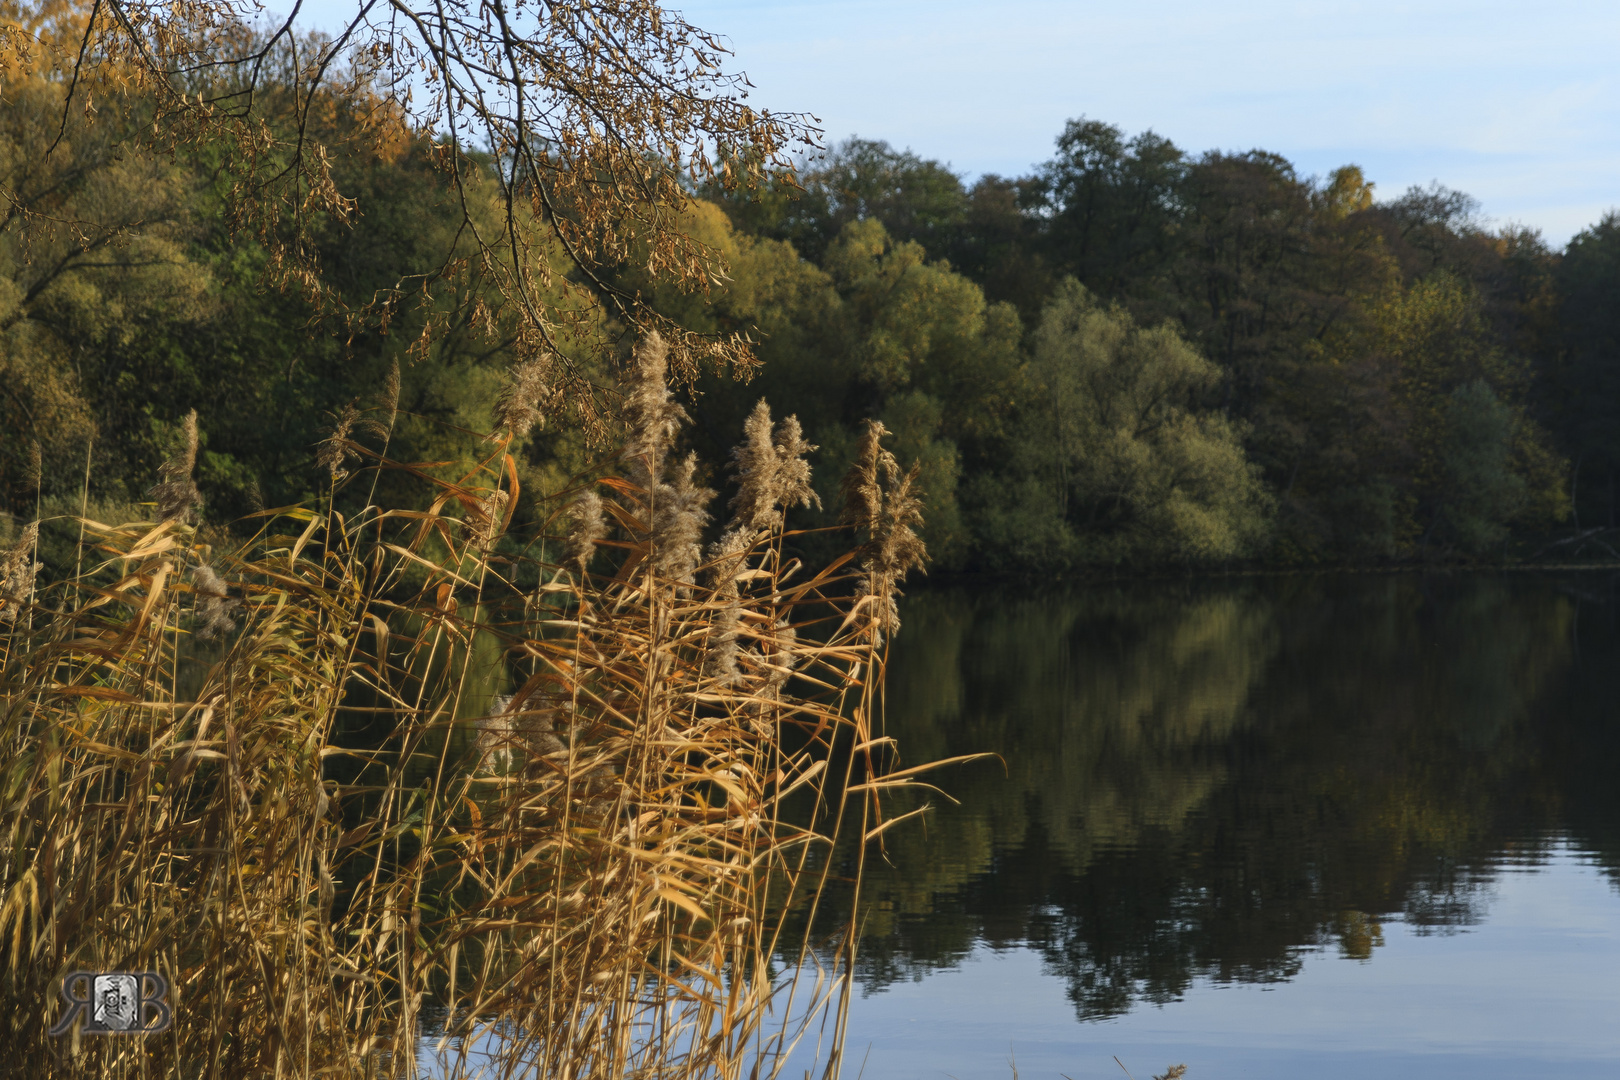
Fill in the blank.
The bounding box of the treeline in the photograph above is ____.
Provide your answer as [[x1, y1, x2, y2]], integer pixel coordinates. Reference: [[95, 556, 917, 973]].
[[693, 127, 1619, 569], [4, 35, 1619, 571]]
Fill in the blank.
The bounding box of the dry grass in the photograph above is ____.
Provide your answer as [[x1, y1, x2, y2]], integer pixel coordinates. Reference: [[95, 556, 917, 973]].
[[0, 335, 939, 1079]]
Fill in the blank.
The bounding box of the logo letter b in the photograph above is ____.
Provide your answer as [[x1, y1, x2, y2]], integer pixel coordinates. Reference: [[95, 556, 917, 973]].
[[138, 973, 173, 1033]]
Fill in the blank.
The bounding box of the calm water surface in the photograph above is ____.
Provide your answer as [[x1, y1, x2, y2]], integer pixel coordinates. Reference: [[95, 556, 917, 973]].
[[819, 572, 1620, 1080]]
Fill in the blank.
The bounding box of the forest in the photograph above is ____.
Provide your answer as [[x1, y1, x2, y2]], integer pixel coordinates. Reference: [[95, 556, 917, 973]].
[[3, 11, 1619, 574]]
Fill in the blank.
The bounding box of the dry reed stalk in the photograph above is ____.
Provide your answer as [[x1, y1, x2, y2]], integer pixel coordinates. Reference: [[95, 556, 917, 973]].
[[0, 339, 944, 1080]]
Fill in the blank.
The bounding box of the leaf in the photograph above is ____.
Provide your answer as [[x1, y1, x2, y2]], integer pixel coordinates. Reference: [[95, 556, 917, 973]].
[[380, 544, 478, 588], [864, 752, 1001, 784], [337, 822, 377, 848], [502, 454, 521, 532], [864, 803, 932, 844], [290, 512, 322, 570], [50, 685, 138, 703], [366, 612, 389, 657], [657, 887, 709, 923]]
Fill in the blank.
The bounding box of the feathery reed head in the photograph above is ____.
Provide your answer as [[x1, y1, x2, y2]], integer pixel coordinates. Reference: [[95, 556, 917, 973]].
[[772, 413, 819, 513], [649, 452, 713, 590], [565, 490, 606, 574], [726, 400, 820, 538], [705, 527, 749, 596], [839, 419, 893, 535], [840, 420, 926, 577], [634, 328, 669, 387], [191, 562, 240, 642], [491, 353, 549, 440], [151, 409, 202, 523], [0, 521, 41, 623], [872, 461, 928, 578], [730, 401, 777, 532], [316, 401, 386, 482], [24, 440, 41, 494], [839, 419, 927, 644], [623, 332, 688, 490], [703, 529, 749, 685], [472, 489, 510, 554], [382, 359, 401, 425], [761, 616, 800, 697], [316, 402, 360, 482]]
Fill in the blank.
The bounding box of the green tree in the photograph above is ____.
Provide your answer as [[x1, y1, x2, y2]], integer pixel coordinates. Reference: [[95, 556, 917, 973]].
[[1035, 117, 1184, 300], [949, 173, 1054, 323], [708, 137, 970, 268], [1374, 272, 1566, 554], [663, 211, 1023, 568], [1551, 213, 1620, 526], [0, 10, 617, 531], [1438, 380, 1526, 553], [0, 62, 207, 507], [1007, 280, 1271, 565]]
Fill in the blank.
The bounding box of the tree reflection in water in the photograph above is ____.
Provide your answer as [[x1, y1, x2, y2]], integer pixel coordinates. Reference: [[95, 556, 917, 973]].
[[798, 573, 1620, 1021]]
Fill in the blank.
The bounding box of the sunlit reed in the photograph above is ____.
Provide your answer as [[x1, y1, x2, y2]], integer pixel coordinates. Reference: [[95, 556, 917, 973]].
[[0, 336, 939, 1080]]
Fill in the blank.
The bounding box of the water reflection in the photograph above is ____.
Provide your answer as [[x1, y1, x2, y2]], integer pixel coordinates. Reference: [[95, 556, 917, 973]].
[[820, 573, 1620, 1021]]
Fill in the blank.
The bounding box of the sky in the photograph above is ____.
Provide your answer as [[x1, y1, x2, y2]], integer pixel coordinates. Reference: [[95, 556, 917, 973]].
[[672, 0, 1620, 248], [291, 0, 1620, 248]]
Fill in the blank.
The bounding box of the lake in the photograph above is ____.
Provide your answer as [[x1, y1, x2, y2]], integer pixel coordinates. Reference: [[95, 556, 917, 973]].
[[819, 571, 1620, 1080]]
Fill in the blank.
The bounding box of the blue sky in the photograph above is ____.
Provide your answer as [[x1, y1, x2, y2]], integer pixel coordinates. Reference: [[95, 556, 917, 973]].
[[675, 0, 1620, 247], [292, 0, 1620, 247]]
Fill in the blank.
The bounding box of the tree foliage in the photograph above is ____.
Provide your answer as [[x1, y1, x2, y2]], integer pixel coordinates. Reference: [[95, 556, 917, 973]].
[[0, 5, 1604, 569], [1020, 280, 1270, 565], [4, 0, 816, 442]]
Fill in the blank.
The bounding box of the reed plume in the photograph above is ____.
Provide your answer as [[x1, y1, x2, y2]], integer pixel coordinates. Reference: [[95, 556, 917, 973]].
[[564, 489, 606, 574], [649, 451, 713, 589], [707, 402, 821, 695], [841, 419, 928, 644], [23, 441, 40, 494], [704, 529, 747, 686], [622, 331, 687, 491], [381, 358, 401, 426], [150, 408, 201, 522], [490, 353, 550, 439], [771, 413, 819, 512], [726, 400, 819, 540], [840, 419, 892, 536], [314, 400, 386, 482], [189, 562, 240, 642], [471, 487, 510, 554], [0, 521, 40, 623]]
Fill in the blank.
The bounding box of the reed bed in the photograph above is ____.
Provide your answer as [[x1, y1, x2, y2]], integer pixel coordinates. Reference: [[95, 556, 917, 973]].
[[0, 334, 939, 1079]]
